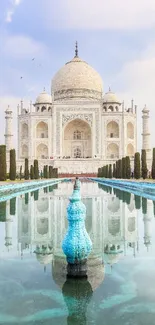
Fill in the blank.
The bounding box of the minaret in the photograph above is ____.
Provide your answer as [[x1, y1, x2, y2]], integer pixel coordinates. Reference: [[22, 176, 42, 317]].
[[5, 201, 13, 251], [143, 199, 153, 251], [142, 105, 152, 169], [4, 105, 13, 161]]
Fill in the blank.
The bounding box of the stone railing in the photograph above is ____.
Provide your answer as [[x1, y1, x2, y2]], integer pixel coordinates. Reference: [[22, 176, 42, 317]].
[[89, 178, 155, 200], [0, 179, 65, 202]]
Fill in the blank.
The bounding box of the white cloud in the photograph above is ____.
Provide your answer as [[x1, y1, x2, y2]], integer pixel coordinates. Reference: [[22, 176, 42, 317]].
[[5, 11, 14, 23], [115, 43, 155, 149], [14, 0, 22, 5], [2, 34, 48, 59], [45, 0, 155, 29], [5, 0, 22, 23]]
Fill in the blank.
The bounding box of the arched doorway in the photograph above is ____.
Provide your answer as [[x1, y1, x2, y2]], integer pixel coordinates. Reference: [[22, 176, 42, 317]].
[[63, 119, 92, 158]]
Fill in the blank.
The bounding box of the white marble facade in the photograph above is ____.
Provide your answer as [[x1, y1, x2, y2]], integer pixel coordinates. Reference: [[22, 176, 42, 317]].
[[5, 45, 152, 174]]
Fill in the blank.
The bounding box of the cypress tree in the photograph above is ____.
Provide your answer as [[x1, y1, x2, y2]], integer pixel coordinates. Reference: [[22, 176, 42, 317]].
[[126, 156, 131, 179], [151, 148, 155, 179], [115, 161, 119, 178], [0, 145, 6, 181], [141, 149, 147, 179], [49, 166, 53, 178], [34, 160, 39, 179], [9, 149, 16, 180], [122, 157, 126, 179], [105, 165, 108, 178], [134, 195, 141, 210], [46, 165, 49, 178], [0, 201, 6, 222], [24, 158, 29, 180], [113, 164, 116, 178], [44, 165, 48, 178], [118, 159, 122, 178], [30, 165, 34, 179], [10, 197, 16, 215], [134, 152, 140, 179], [20, 165, 22, 180], [108, 164, 112, 178]]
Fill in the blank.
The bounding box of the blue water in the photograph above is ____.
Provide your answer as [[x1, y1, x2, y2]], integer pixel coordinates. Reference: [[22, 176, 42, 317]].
[[0, 181, 155, 325]]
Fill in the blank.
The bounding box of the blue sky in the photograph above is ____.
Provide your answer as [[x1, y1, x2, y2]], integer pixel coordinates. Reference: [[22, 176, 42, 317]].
[[0, 0, 155, 149]]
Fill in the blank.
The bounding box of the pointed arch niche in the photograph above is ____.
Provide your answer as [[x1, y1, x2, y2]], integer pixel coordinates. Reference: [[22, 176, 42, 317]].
[[36, 121, 48, 138], [63, 119, 92, 158]]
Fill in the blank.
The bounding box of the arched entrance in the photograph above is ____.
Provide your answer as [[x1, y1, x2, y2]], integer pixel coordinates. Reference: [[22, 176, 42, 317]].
[[63, 119, 92, 158]]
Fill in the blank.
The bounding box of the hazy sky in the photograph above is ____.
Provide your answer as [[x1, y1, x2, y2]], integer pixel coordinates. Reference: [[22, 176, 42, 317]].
[[0, 0, 155, 150]]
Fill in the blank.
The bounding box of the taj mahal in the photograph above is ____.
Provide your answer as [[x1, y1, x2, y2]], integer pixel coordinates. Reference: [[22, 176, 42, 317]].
[[4, 43, 152, 174]]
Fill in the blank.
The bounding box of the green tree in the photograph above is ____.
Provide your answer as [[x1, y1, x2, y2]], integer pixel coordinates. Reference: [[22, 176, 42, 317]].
[[113, 164, 116, 178], [141, 149, 147, 179], [108, 164, 112, 178], [151, 148, 155, 179], [105, 165, 108, 178], [49, 166, 53, 178], [0, 145, 6, 181], [20, 165, 22, 180], [134, 152, 140, 179], [126, 156, 131, 179], [34, 160, 39, 179], [118, 159, 122, 179], [122, 157, 126, 179], [24, 158, 29, 180], [30, 165, 34, 179], [9, 149, 16, 180]]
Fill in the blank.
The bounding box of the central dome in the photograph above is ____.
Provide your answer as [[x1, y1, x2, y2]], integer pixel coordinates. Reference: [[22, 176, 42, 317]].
[[51, 50, 103, 101]]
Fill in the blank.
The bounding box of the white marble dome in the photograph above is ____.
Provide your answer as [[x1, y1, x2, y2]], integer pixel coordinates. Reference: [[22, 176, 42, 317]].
[[103, 88, 121, 104], [51, 55, 103, 101], [35, 89, 52, 104]]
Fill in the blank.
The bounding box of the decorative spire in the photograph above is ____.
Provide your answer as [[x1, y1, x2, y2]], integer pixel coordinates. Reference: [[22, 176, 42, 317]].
[[75, 41, 78, 57], [43, 87, 46, 92], [109, 86, 111, 92]]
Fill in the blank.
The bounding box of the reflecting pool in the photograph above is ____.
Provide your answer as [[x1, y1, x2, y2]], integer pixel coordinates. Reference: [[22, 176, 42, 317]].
[[0, 181, 155, 325]]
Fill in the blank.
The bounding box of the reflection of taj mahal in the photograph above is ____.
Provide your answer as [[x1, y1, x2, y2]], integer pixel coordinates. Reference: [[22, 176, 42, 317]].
[[4, 182, 154, 268], [4, 43, 152, 174]]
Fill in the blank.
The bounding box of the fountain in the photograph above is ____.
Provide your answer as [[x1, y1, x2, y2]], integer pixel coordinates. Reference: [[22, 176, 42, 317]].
[[62, 177, 92, 277]]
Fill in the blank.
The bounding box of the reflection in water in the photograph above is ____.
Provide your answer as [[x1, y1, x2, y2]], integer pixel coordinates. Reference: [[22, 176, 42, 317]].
[[0, 181, 155, 324], [62, 278, 93, 325]]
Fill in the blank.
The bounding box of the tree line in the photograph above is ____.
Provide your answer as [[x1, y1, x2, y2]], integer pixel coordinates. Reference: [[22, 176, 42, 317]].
[[0, 145, 58, 181], [98, 148, 155, 180]]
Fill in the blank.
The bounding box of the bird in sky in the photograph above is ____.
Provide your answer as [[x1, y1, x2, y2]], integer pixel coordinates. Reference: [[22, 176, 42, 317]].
[[32, 58, 35, 61], [20, 76, 23, 79]]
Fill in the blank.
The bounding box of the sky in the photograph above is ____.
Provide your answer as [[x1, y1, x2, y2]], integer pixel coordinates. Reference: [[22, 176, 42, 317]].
[[0, 0, 155, 150]]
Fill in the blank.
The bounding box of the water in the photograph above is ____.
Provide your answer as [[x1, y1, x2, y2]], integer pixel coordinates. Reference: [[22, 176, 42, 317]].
[[0, 180, 155, 325]]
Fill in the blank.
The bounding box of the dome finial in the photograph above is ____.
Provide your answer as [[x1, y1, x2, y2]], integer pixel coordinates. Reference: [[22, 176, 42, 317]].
[[43, 87, 45, 92], [75, 41, 78, 57], [109, 86, 111, 92]]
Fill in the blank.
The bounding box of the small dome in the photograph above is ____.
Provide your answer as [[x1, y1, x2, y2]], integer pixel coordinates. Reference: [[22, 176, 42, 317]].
[[142, 105, 149, 113], [51, 49, 103, 101], [103, 88, 121, 104], [35, 89, 52, 104]]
